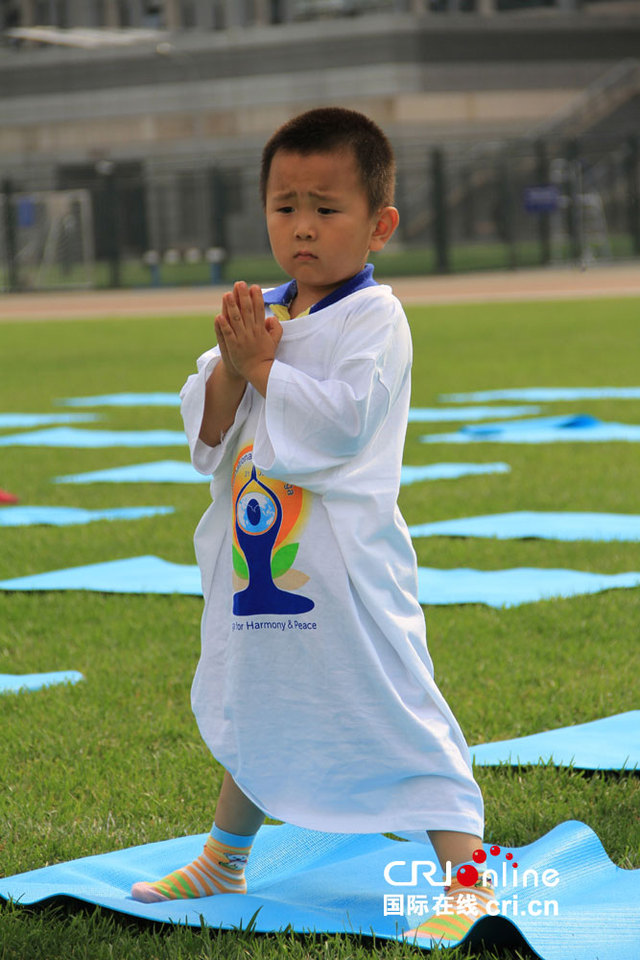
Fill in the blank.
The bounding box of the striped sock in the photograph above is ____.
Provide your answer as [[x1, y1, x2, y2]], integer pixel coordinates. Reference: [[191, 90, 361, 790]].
[[131, 825, 256, 903], [404, 876, 496, 943]]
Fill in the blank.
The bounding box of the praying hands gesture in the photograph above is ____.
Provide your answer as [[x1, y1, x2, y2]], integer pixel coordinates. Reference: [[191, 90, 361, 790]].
[[215, 281, 282, 397]]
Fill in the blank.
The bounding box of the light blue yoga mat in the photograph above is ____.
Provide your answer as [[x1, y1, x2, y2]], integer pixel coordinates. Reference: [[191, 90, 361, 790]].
[[0, 556, 202, 595], [442, 387, 640, 403], [0, 506, 174, 527], [409, 511, 640, 542], [421, 415, 640, 444], [55, 461, 510, 487], [0, 671, 84, 694], [0, 413, 100, 429], [407, 405, 539, 423], [1, 821, 638, 959], [0, 427, 187, 448], [417, 566, 640, 608], [400, 462, 510, 485], [59, 392, 181, 408], [2, 556, 639, 609], [471, 712, 640, 771], [55, 461, 207, 485]]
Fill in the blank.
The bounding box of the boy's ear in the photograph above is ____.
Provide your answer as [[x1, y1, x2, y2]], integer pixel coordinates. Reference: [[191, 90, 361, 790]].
[[370, 206, 400, 252]]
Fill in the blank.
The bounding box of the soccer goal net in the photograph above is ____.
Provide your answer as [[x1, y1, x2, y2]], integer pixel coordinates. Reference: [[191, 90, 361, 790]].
[[0, 189, 95, 292]]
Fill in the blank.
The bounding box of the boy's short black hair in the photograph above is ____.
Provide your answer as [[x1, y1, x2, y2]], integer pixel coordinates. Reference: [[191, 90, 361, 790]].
[[260, 107, 396, 213]]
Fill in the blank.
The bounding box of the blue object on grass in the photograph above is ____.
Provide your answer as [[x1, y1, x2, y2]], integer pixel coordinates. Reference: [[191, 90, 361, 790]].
[[421, 414, 640, 444], [0, 413, 100, 429], [0, 427, 187, 448], [0, 671, 84, 694], [1, 820, 638, 959], [442, 386, 640, 403], [0, 506, 174, 527], [0, 556, 202, 595], [55, 460, 208, 485], [59, 392, 181, 407], [409, 511, 640, 542], [400, 463, 510, 485], [2, 557, 639, 609], [471, 711, 640, 771], [55, 461, 509, 487], [407, 405, 539, 423], [417, 566, 640, 608]]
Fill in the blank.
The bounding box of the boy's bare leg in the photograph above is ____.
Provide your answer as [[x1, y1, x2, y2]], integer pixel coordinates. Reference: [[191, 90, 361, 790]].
[[427, 829, 482, 876], [131, 771, 264, 903], [214, 770, 266, 836], [406, 829, 495, 941]]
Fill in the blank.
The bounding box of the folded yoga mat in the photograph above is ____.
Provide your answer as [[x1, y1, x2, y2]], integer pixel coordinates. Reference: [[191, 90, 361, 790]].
[[409, 511, 640, 542], [55, 460, 510, 487], [0, 427, 187, 448], [59, 392, 181, 408], [0, 556, 202, 595], [1, 556, 639, 609], [442, 387, 640, 403], [55, 460, 208, 485], [0, 671, 84, 695], [1, 821, 639, 959], [400, 462, 510, 485], [421, 415, 640, 444], [417, 566, 640, 608], [471, 711, 640, 771], [0, 506, 174, 527], [0, 413, 99, 429], [407, 405, 539, 423]]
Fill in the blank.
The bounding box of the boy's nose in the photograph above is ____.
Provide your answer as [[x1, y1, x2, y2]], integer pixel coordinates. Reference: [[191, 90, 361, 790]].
[[294, 219, 315, 240]]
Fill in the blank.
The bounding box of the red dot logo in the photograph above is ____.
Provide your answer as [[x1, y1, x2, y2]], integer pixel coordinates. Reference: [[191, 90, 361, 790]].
[[490, 845, 501, 856], [456, 864, 479, 887], [472, 848, 487, 864]]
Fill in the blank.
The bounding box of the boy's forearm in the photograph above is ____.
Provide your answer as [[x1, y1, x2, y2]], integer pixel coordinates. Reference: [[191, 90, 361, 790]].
[[199, 361, 247, 448], [243, 359, 273, 399]]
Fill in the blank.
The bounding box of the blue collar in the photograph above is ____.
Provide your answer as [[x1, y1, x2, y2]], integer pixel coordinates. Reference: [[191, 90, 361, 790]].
[[263, 263, 377, 314]]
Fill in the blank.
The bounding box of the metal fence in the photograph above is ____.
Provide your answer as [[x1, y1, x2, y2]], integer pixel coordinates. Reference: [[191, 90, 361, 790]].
[[1, 132, 639, 292]]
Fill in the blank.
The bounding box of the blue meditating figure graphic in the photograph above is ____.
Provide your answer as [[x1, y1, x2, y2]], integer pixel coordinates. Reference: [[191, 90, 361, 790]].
[[233, 465, 314, 616]]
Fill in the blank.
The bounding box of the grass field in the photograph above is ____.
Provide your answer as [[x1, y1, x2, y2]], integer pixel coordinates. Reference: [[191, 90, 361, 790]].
[[1, 294, 639, 959]]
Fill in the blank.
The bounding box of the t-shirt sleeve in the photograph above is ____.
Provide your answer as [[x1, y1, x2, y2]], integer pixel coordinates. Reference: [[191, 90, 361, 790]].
[[253, 296, 411, 487], [180, 346, 252, 475]]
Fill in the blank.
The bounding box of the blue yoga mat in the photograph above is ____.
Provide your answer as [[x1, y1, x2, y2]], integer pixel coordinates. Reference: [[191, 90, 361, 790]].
[[471, 712, 640, 771], [442, 387, 640, 403], [0, 671, 84, 694], [0, 413, 99, 429], [55, 461, 510, 487], [407, 405, 539, 423], [409, 511, 640, 542], [0, 556, 202, 596], [421, 415, 640, 444], [0, 427, 187, 448], [0, 506, 174, 527], [55, 461, 208, 485], [1, 556, 639, 609], [400, 462, 510, 485], [1, 821, 638, 958], [59, 392, 181, 408], [417, 566, 640, 608]]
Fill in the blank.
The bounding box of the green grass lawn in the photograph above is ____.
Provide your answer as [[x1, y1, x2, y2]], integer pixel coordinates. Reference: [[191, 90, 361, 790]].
[[0, 294, 639, 959]]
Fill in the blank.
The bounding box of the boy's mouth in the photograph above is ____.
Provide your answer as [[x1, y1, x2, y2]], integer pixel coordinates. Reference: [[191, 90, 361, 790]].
[[294, 251, 317, 261]]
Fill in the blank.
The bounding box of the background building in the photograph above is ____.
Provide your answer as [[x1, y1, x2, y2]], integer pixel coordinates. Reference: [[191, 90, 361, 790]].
[[1, 0, 639, 287]]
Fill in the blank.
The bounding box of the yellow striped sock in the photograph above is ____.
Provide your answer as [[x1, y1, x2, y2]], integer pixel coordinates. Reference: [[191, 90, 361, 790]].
[[404, 878, 496, 943], [131, 830, 254, 903]]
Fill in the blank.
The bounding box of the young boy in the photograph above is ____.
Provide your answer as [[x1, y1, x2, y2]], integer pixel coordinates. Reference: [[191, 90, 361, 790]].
[[132, 107, 491, 941]]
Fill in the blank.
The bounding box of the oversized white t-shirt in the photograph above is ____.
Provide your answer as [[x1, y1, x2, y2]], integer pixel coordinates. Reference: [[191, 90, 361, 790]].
[[180, 270, 483, 836]]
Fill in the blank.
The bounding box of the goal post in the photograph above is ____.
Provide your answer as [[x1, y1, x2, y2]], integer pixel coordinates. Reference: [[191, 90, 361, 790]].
[[0, 188, 95, 292]]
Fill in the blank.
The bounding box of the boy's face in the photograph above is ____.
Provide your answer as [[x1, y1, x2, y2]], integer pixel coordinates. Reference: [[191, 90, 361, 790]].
[[265, 147, 395, 307]]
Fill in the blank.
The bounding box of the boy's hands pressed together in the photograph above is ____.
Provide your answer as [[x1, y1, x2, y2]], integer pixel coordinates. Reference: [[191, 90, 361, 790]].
[[214, 282, 282, 398]]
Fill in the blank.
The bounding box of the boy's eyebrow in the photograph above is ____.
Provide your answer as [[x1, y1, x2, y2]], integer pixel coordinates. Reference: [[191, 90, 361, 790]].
[[270, 188, 342, 202]]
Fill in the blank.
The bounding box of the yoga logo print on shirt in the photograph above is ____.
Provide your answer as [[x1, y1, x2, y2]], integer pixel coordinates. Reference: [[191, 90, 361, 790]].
[[231, 444, 314, 616]]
